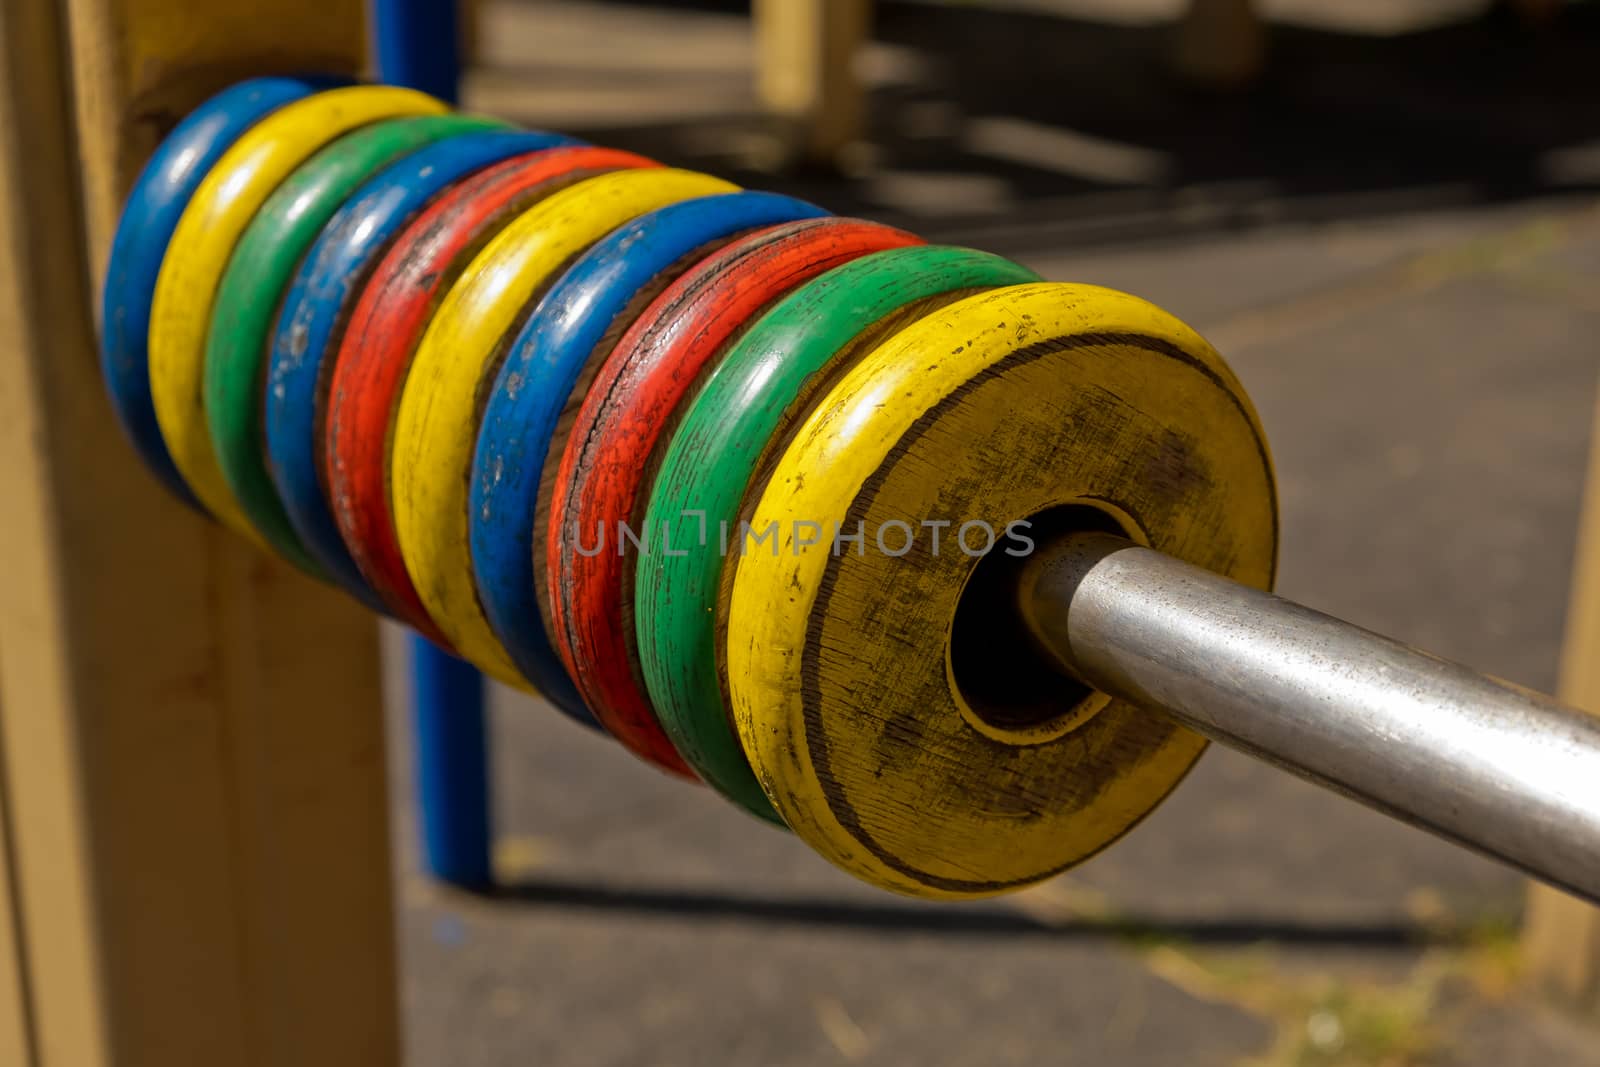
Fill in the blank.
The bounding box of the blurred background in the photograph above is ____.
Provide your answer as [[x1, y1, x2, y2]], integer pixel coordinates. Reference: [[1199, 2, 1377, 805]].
[[389, 1, 1600, 1063]]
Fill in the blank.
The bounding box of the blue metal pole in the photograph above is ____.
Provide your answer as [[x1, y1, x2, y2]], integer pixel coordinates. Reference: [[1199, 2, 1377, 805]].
[[370, 0, 494, 888], [371, 0, 463, 104], [408, 637, 491, 886]]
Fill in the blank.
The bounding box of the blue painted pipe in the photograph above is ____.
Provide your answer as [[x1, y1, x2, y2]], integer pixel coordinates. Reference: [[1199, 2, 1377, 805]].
[[371, 0, 463, 105], [370, 0, 494, 888], [408, 636, 492, 887]]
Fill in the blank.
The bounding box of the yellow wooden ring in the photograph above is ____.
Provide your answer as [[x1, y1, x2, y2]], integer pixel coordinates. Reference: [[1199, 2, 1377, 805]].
[[726, 283, 1279, 899], [148, 85, 447, 537], [390, 167, 735, 687]]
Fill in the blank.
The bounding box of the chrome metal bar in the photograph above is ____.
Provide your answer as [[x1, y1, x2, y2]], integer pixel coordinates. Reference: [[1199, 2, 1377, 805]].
[[1020, 533, 1600, 904]]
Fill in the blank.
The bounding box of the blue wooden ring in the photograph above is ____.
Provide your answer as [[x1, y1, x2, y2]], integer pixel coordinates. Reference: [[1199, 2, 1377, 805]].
[[469, 190, 828, 721], [100, 76, 324, 506], [263, 128, 578, 611]]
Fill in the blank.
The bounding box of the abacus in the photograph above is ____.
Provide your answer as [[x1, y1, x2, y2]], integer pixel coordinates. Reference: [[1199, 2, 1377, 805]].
[[100, 76, 1600, 903]]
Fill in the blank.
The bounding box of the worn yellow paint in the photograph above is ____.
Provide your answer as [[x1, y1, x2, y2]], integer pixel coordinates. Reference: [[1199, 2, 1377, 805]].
[[4, 0, 398, 1062], [389, 167, 734, 686], [726, 283, 1278, 899], [148, 85, 445, 536]]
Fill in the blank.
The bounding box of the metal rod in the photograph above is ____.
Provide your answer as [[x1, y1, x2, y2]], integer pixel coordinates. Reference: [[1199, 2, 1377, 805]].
[[1020, 533, 1600, 905]]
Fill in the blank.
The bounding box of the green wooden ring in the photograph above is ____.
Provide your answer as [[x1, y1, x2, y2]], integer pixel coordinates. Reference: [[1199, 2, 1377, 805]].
[[636, 245, 1042, 820], [203, 112, 505, 573]]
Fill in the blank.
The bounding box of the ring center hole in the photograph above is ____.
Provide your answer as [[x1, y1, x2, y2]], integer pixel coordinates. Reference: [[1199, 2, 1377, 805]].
[[949, 503, 1137, 740]]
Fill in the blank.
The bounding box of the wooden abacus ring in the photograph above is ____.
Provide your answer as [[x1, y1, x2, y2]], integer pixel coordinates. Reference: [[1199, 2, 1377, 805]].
[[205, 113, 501, 575], [726, 283, 1279, 898], [638, 246, 1040, 820], [542, 218, 921, 779], [264, 128, 573, 604], [467, 191, 828, 731], [102, 76, 321, 507], [149, 84, 447, 537], [390, 167, 736, 688], [323, 145, 652, 661]]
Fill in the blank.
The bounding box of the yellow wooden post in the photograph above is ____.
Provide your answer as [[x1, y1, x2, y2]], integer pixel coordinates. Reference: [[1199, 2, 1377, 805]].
[[0, 1, 398, 1065], [0, 719, 36, 1067], [1174, 0, 1265, 87], [754, 0, 868, 167], [459, 0, 481, 66], [1509, 0, 1563, 25], [1523, 386, 1600, 1011]]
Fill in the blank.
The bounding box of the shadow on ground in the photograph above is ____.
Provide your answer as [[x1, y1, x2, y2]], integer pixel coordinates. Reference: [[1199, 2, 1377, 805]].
[[476, 877, 1464, 947], [479, 0, 1600, 252]]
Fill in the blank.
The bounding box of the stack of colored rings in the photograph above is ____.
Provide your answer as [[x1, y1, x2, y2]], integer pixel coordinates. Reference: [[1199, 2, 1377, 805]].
[[100, 78, 1278, 899]]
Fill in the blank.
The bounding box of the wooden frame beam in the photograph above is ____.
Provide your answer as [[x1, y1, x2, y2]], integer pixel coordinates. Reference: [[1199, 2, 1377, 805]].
[[0, 1, 397, 1064], [0, 705, 36, 1066]]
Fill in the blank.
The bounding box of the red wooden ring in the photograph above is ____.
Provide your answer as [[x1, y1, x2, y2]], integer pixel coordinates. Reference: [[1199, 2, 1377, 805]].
[[322, 145, 657, 644], [544, 217, 922, 765]]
